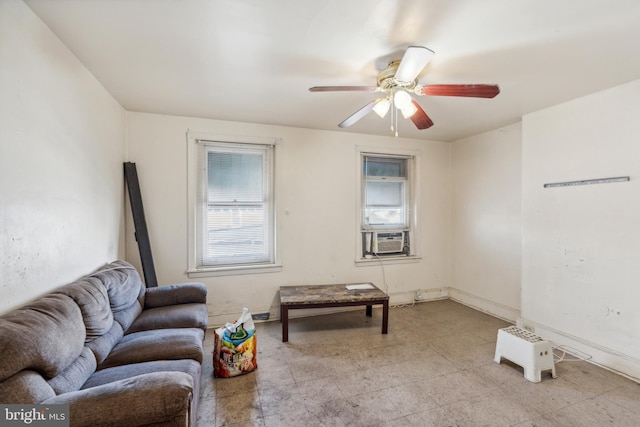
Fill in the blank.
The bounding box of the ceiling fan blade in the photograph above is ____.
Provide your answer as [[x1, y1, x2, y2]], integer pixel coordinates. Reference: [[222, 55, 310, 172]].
[[394, 46, 435, 83], [338, 99, 379, 128], [309, 86, 377, 92], [420, 84, 500, 98], [409, 100, 434, 130]]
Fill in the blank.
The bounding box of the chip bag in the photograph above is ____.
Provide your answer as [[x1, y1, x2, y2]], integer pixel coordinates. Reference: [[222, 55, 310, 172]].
[[213, 307, 258, 377]]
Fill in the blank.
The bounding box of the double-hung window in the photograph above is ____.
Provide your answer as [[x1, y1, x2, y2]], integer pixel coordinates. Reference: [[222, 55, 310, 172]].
[[363, 156, 409, 228], [188, 135, 276, 275]]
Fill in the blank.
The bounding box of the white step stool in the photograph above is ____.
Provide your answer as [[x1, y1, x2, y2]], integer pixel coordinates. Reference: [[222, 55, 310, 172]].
[[494, 326, 557, 383]]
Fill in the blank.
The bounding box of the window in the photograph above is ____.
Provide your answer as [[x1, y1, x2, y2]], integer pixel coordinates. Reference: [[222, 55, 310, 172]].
[[188, 135, 277, 275], [363, 156, 408, 228], [359, 152, 416, 258]]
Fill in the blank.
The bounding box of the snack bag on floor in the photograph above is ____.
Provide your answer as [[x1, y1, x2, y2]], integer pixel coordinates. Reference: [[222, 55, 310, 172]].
[[213, 307, 258, 377]]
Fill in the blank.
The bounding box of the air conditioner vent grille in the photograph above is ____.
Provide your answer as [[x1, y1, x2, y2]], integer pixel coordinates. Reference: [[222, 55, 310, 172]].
[[374, 231, 404, 254]]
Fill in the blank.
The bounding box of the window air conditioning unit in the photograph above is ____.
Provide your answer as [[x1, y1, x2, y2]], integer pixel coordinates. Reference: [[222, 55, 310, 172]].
[[372, 231, 405, 254]]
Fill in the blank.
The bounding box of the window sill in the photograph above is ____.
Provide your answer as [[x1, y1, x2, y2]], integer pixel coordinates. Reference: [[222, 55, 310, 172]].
[[355, 255, 421, 266], [186, 263, 282, 278]]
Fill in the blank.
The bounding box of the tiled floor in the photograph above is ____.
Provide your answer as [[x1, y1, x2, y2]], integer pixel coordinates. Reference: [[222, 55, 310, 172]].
[[198, 300, 640, 426]]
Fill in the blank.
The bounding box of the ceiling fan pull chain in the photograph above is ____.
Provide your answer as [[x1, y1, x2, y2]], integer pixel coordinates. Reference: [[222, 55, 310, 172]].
[[390, 100, 394, 133], [394, 95, 399, 137]]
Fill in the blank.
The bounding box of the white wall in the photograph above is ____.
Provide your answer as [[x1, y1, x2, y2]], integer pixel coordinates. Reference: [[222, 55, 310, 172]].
[[0, 0, 126, 313], [125, 112, 451, 325], [521, 79, 640, 380], [451, 123, 522, 321]]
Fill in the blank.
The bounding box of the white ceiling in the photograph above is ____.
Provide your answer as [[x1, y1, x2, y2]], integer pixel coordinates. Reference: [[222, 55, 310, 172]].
[[24, 0, 640, 142]]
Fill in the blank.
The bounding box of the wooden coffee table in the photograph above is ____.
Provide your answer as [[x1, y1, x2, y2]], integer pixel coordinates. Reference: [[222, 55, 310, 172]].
[[279, 283, 389, 342]]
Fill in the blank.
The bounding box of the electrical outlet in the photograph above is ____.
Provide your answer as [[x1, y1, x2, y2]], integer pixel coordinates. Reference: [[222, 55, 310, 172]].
[[415, 290, 422, 300]]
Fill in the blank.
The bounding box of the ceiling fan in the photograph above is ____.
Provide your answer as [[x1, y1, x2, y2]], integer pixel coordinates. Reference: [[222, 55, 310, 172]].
[[309, 46, 500, 135]]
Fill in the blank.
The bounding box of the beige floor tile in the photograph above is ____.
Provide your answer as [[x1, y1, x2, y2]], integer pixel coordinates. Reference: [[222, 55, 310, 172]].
[[196, 396, 217, 427], [503, 373, 595, 412], [601, 381, 640, 415], [210, 371, 257, 398], [262, 405, 319, 427], [544, 396, 640, 426], [296, 375, 346, 405], [561, 360, 633, 395], [332, 365, 403, 398], [383, 406, 450, 426], [254, 363, 295, 390], [393, 353, 461, 383], [258, 383, 306, 417], [441, 390, 542, 426], [214, 390, 263, 427], [379, 382, 440, 417], [419, 369, 501, 406], [287, 356, 333, 382], [305, 397, 364, 427]]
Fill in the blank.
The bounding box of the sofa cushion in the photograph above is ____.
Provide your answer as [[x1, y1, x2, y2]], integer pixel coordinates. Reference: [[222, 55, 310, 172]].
[[82, 360, 202, 427], [0, 371, 56, 404], [93, 261, 145, 331], [144, 283, 207, 307], [48, 347, 97, 395], [86, 321, 124, 365], [56, 277, 113, 342], [44, 372, 194, 427], [98, 328, 205, 370], [0, 293, 85, 381], [127, 303, 208, 334], [82, 359, 201, 391]]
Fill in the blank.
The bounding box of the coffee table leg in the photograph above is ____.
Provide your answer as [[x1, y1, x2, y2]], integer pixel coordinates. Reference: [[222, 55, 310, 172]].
[[366, 304, 372, 317], [281, 305, 289, 342], [382, 300, 388, 334]]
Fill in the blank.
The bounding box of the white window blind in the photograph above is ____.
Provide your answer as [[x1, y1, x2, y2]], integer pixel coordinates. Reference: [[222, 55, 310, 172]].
[[197, 141, 274, 267], [362, 155, 409, 229]]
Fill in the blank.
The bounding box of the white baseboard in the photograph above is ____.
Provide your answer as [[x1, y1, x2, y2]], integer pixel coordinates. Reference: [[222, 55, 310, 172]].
[[414, 287, 450, 302], [448, 288, 520, 323], [518, 318, 640, 383], [389, 291, 418, 305]]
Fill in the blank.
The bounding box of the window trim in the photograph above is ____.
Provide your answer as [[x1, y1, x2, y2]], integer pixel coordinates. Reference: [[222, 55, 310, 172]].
[[186, 131, 281, 277], [355, 147, 421, 263]]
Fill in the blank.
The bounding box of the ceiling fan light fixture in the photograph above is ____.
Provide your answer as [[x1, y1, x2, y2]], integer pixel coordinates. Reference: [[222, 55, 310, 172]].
[[400, 102, 418, 118], [393, 90, 412, 110], [373, 98, 391, 118]]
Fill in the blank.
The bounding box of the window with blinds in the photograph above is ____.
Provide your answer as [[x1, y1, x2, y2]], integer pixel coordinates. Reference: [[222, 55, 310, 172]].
[[197, 141, 274, 267], [362, 155, 409, 229]]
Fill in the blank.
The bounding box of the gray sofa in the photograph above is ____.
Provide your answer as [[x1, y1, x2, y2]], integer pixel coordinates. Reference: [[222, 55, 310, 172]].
[[0, 260, 208, 427]]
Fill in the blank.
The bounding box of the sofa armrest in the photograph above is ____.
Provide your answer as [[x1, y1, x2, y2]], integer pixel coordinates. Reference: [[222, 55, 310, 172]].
[[144, 283, 207, 308], [43, 372, 194, 427]]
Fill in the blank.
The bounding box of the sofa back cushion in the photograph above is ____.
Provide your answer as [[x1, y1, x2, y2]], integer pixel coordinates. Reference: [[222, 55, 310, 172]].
[[92, 261, 145, 332], [0, 294, 86, 382], [55, 272, 124, 368], [56, 277, 114, 343]]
